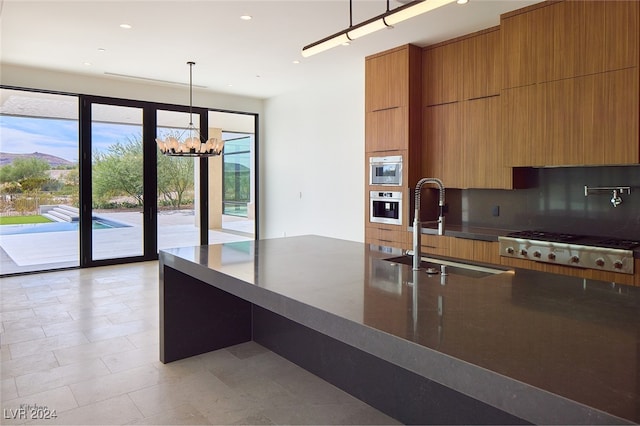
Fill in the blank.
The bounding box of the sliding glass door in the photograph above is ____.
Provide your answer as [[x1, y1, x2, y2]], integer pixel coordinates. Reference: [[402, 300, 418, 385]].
[[89, 103, 145, 261], [156, 109, 201, 251], [0, 89, 80, 274], [1, 86, 258, 275]]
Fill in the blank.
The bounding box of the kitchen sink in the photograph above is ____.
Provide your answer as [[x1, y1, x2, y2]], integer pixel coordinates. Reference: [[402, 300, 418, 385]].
[[383, 255, 509, 279]]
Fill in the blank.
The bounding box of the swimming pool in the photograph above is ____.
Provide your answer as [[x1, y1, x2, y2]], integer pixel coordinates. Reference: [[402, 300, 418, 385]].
[[0, 218, 130, 235]]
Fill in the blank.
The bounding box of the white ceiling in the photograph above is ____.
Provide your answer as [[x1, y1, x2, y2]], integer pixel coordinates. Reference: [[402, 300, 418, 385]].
[[1, 0, 540, 100]]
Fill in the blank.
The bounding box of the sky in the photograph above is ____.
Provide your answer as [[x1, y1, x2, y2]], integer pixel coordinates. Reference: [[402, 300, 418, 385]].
[[0, 114, 253, 167], [0, 115, 145, 163]]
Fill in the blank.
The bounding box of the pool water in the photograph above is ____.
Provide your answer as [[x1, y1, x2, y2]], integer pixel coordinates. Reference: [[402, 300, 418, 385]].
[[0, 218, 129, 235]]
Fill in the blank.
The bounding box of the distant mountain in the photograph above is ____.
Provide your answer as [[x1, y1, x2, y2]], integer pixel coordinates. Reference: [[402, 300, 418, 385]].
[[0, 152, 75, 168]]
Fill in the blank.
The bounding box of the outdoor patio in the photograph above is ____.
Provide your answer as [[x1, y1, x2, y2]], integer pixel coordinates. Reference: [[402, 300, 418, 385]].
[[0, 211, 254, 275]]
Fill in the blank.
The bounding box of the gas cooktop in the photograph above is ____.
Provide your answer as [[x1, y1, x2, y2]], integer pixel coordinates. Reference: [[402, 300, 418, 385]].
[[499, 231, 638, 274], [505, 231, 640, 250]]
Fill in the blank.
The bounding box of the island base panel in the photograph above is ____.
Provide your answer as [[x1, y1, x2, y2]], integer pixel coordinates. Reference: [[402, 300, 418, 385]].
[[160, 266, 252, 363], [252, 306, 529, 425]]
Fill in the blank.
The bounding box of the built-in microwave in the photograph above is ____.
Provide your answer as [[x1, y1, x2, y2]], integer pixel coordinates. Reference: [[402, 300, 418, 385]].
[[370, 155, 402, 186], [370, 190, 402, 225]]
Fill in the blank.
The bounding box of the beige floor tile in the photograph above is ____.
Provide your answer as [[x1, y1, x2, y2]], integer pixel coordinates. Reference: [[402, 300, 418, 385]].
[[272, 365, 359, 406], [34, 394, 143, 425], [2, 386, 78, 420], [9, 331, 88, 359], [127, 403, 211, 425], [83, 319, 153, 343], [128, 369, 238, 418], [126, 329, 159, 349], [69, 364, 163, 406], [1, 294, 32, 309], [67, 302, 132, 321], [3, 317, 56, 333], [14, 358, 110, 397], [1, 351, 59, 380], [0, 308, 35, 324], [1, 262, 397, 425], [41, 316, 112, 337], [56, 289, 113, 304], [32, 306, 74, 323], [0, 342, 11, 361], [0, 279, 24, 290], [2, 377, 18, 400], [1, 326, 46, 345], [108, 307, 158, 325], [53, 336, 136, 366], [101, 345, 158, 374]]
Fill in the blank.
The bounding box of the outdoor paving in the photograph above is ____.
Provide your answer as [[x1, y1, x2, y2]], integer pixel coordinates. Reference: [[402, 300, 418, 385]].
[[0, 211, 254, 275]]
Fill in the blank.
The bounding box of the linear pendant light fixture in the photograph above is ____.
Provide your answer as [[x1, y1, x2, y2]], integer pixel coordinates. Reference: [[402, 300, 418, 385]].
[[302, 0, 460, 58], [156, 61, 224, 157]]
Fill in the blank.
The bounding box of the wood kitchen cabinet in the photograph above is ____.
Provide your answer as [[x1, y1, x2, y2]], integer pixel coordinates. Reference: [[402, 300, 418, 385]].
[[505, 67, 639, 167], [365, 107, 407, 152], [422, 28, 508, 189], [502, 0, 638, 89], [463, 96, 509, 188], [424, 27, 500, 106], [462, 28, 501, 100], [365, 45, 422, 250], [422, 102, 461, 188], [449, 238, 500, 265], [423, 41, 462, 106], [366, 224, 410, 251], [364, 44, 421, 160], [419, 234, 451, 257], [424, 96, 509, 189], [365, 45, 420, 113]]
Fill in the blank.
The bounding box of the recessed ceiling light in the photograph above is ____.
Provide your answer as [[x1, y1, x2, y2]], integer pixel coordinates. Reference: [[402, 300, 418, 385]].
[[227, 83, 233, 87], [240, 15, 252, 20], [119, 23, 132, 29], [292, 60, 300, 64], [97, 48, 106, 52], [456, 0, 468, 4], [83, 62, 92, 66]]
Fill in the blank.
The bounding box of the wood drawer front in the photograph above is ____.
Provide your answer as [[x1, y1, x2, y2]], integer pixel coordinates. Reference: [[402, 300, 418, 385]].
[[419, 234, 451, 256], [500, 256, 636, 286], [366, 226, 409, 250]]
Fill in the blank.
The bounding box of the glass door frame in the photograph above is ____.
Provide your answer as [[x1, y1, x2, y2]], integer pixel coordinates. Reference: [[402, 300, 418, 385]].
[[0, 84, 258, 274], [79, 95, 212, 267]]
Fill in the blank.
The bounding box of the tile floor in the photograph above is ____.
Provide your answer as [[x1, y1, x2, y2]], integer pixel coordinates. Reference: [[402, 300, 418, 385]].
[[0, 262, 399, 425]]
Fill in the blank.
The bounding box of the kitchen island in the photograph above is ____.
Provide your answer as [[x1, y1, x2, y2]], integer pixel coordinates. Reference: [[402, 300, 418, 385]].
[[159, 235, 639, 425]]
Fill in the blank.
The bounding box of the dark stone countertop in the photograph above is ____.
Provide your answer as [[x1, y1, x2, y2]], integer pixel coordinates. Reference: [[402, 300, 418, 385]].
[[160, 235, 640, 425]]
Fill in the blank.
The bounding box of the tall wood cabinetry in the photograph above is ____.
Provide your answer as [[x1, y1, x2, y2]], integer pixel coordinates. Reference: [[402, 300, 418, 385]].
[[364, 45, 422, 250], [502, 0, 639, 167], [422, 28, 511, 189]]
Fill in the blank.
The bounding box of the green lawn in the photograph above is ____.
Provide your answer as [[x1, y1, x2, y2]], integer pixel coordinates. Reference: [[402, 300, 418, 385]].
[[0, 215, 53, 225]]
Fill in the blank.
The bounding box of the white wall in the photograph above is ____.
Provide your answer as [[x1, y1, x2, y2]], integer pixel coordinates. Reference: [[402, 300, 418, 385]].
[[261, 64, 365, 243], [1, 62, 366, 243], [0, 64, 263, 114]]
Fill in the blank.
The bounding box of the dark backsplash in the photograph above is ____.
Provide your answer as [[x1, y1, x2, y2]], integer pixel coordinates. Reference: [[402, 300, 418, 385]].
[[420, 165, 640, 240]]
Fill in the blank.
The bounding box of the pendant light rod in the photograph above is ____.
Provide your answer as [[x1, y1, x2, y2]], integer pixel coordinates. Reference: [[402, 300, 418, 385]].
[[187, 61, 195, 126], [155, 61, 225, 157], [301, 0, 461, 58], [349, 0, 353, 27]]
